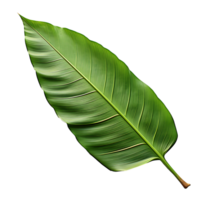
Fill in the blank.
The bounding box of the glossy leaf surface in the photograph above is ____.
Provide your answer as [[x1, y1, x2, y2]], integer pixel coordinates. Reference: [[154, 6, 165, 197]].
[[19, 15, 190, 188]]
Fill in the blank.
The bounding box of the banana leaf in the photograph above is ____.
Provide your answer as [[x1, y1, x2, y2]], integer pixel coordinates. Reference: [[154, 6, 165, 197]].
[[19, 14, 190, 188]]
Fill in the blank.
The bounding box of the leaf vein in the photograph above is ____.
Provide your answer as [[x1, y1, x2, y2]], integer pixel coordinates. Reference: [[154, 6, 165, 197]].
[[100, 143, 145, 155], [91, 114, 119, 124], [152, 109, 160, 145]]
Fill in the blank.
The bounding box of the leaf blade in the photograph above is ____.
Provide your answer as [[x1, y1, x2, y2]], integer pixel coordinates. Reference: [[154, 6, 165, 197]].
[[20, 14, 190, 188]]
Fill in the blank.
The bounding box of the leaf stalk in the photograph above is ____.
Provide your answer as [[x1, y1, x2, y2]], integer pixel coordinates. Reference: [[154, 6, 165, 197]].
[[160, 157, 190, 189]]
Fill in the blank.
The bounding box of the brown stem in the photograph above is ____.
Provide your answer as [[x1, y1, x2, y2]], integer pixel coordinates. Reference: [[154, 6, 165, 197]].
[[179, 178, 191, 189]]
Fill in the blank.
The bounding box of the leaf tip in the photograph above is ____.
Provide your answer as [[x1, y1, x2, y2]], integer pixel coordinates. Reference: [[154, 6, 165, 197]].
[[15, 12, 22, 15]]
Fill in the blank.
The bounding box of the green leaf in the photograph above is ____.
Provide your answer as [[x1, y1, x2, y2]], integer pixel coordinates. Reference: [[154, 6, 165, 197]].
[[19, 14, 190, 188]]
